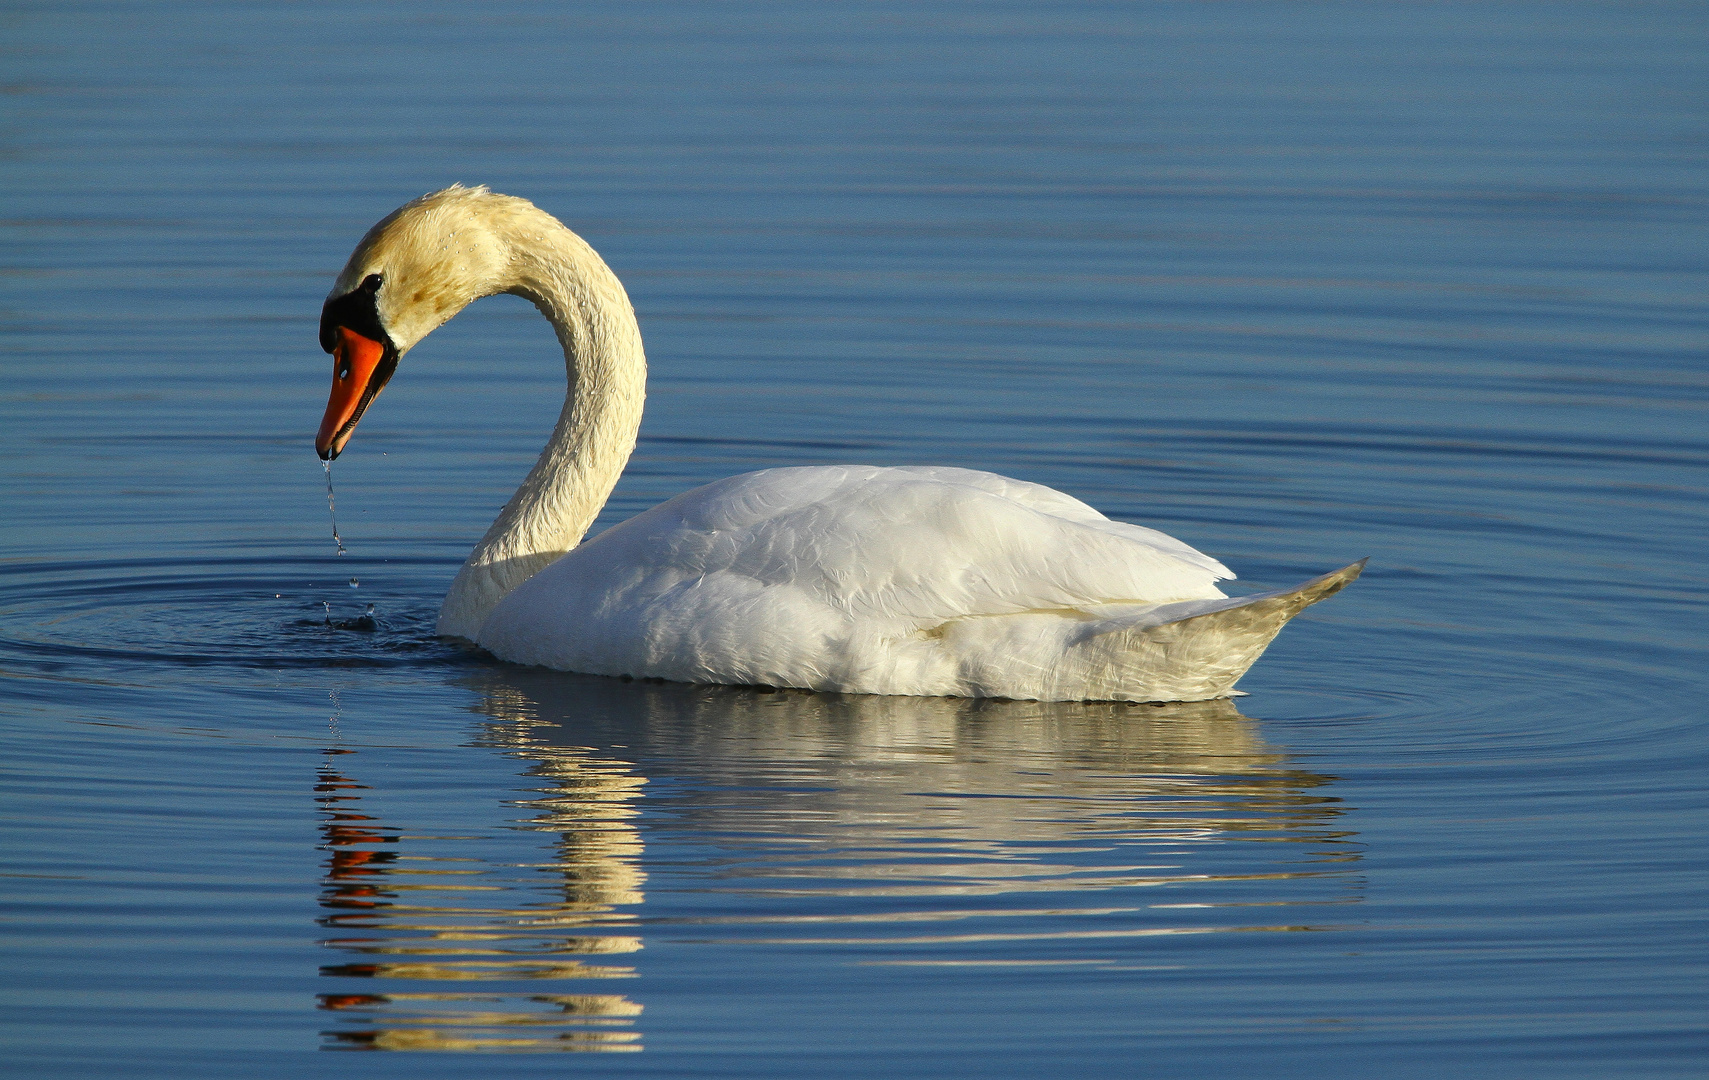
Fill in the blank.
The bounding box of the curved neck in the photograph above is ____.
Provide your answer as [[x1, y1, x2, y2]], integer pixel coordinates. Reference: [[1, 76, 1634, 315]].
[[437, 223, 646, 639]]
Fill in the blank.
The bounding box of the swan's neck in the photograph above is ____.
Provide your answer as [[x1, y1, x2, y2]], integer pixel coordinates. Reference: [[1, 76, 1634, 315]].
[[436, 225, 645, 639]]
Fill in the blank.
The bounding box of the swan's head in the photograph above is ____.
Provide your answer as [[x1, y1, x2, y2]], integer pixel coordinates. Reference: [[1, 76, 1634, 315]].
[[315, 184, 520, 459]]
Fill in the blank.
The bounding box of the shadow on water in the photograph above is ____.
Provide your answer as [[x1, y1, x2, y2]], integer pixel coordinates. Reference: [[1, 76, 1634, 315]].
[[314, 670, 1358, 1052]]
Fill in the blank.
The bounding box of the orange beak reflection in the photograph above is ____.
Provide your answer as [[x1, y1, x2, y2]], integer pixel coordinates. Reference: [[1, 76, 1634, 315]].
[[316, 327, 390, 460]]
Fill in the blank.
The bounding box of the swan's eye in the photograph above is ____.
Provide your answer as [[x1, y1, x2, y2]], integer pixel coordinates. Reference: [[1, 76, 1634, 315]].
[[360, 274, 383, 293]]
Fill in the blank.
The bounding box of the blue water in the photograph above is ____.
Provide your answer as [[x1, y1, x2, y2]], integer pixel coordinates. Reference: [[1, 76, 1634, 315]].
[[3, 2, 1707, 1075]]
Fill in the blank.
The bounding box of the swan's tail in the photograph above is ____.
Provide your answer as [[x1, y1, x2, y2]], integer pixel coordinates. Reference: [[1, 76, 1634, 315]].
[[1075, 560, 1367, 703]]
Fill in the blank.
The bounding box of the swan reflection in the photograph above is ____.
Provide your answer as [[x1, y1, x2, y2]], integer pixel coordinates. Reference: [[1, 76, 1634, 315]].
[[315, 672, 1357, 1051], [314, 742, 646, 1051]]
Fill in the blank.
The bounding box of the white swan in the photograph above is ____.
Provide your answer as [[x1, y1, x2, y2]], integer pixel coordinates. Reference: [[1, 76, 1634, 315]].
[[314, 185, 1361, 702]]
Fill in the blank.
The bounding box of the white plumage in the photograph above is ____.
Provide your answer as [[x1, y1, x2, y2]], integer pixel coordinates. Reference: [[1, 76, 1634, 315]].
[[317, 186, 1361, 703]]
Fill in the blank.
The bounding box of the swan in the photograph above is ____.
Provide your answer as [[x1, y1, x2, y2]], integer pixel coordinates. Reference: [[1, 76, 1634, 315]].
[[314, 185, 1361, 702]]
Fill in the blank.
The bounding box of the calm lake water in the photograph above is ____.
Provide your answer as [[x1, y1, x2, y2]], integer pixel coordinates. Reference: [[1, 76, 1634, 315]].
[[3, 2, 1707, 1076]]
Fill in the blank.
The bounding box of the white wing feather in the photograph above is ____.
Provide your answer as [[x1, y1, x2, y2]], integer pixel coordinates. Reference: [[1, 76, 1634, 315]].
[[480, 466, 1234, 695]]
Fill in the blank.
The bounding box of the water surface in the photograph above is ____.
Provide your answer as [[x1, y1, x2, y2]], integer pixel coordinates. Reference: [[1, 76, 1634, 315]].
[[3, 2, 1707, 1076]]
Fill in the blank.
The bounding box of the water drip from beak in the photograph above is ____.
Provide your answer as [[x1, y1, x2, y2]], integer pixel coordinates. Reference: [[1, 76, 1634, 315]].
[[324, 459, 347, 556]]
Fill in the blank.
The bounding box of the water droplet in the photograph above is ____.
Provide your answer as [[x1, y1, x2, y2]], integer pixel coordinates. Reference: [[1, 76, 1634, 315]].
[[323, 459, 347, 556]]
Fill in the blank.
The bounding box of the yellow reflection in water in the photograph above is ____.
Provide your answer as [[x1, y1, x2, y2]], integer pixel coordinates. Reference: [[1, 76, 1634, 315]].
[[316, 673, 1356, 1051], [468, 674, 1358, 932], [314, 740, 647, 1052]]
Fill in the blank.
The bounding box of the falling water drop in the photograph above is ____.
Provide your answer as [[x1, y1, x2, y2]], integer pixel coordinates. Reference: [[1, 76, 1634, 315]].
[[323, 459, 347, 556]]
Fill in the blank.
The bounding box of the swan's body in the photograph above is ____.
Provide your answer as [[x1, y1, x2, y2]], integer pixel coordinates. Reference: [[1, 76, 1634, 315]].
[[316, 186, 1360, 702]]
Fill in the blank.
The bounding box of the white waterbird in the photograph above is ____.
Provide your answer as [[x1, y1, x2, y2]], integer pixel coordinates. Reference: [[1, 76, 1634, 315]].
[[314, 185, 1361, 701]]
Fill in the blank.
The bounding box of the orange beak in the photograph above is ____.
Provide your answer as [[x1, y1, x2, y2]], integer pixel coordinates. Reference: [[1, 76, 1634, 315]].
[[316, 327, 390, 460]]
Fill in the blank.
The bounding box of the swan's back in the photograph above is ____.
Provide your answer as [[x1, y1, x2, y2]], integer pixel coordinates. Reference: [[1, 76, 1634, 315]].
[[480, 465, 1253, 698]]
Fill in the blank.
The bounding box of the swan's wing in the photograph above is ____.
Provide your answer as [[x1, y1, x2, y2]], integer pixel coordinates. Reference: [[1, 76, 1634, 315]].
[[881, 466, 1233, 577], [574, 465, 1231, 633]]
